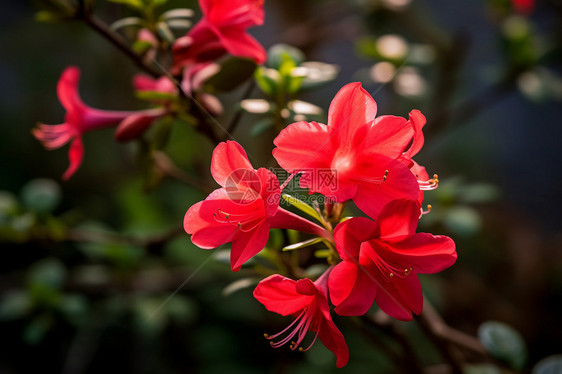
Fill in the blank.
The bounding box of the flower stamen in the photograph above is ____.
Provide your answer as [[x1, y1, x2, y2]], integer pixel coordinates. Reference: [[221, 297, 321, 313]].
[[418, 173, 439, 191]]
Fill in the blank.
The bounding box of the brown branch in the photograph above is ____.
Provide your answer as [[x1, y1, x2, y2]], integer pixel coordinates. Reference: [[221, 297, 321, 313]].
[[152, 151, 213, 193], [76, 3, 162, 78]]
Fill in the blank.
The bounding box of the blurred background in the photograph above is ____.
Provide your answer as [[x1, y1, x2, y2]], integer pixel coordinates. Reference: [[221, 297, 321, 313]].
[[1, 0, 562, 372]]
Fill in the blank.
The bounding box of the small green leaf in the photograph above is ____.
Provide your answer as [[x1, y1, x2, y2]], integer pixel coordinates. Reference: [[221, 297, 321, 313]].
[[159, 8, 194, 20], [533, 354, 562, 374], [254, 67, 281, 96], [314, 249, 331, 258], [222, 278, 260, 296], [240, 99, 271, 114], [156, 21, 174, 43], [267, 44, 305, 70], [151, 116, 174, 150], [444, 206, 482, 236], [28, 258, 66, 290], [250, 118, 274, 137], [110, 16, 144, 31], [133, 40, 154, 54], [478, 321, 527, 370], [464, 364, 502, 374], [35, 10, 68, 23], [135, 90, 177, 101], [21, 178, 61, 214], [281, 194, 323, 222], [205, 58, 257, 92], [166, 19, 192, 30], [107, 0, 144, 11], [299, 61, 340, 90], [282, 237, 323, 251]]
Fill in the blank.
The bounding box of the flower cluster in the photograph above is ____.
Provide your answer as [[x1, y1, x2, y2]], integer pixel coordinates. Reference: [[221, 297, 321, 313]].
[[184, 82, 457, 367], [33, 0, 266, 180]]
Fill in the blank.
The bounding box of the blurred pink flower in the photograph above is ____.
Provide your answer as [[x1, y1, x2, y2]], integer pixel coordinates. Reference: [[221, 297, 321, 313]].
[[33, 66, 167, 180]]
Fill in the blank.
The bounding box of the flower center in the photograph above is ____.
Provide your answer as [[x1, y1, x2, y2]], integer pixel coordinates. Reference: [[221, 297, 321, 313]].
[[263, 305, 320, 352], [368, 249, 413, 282], [213, 208, 265, 232]]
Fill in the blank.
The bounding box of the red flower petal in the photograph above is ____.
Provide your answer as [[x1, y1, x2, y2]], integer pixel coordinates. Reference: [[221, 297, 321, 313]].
[[211, 141, 255, 187], [353, 157, 420, 219], [333, 217, 378, 260], [385, 233, 457, 274], [273, 121, 334, 172], [62, 137, 84, 181], [253, 275, 312, 316], [57, 66, 84, 112], [215, 24, 266, 64], [329, 259, 377, 316], [327, 82, 377, 144], [402, 109, 426, 160], [360, 115, 412, 159], [375, 199, 420, 241], [374, 274, 423, 321], [230, 220, 269, 271]]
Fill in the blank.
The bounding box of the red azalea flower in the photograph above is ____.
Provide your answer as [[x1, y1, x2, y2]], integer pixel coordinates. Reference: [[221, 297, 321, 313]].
[[329, 199, 456, 321], [512, 0, 534, 14], [184, 141, 330, 271], [133, 74, 177, 95], [33, 67, 167, 180], [273, 82, 434, 218], [172, 0, 266, 72], [254, 270, 349, 368]]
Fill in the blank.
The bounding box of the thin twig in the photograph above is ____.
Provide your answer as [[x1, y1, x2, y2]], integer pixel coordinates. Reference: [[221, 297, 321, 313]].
[[77, 3, 161, 77], [152, 151, 213, 193], [225, 80, 256, 136]]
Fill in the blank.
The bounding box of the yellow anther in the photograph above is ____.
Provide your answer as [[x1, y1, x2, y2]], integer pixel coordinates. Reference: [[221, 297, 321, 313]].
[[389, 273, 394, 278], [264, 333, 269, 338]]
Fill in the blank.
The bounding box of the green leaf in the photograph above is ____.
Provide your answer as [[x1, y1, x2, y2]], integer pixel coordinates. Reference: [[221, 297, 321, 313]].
[[533, 354, 562, 374], [107, 0, 144, 11], [222, 278, 260, 296], [314, 249, 331, 258], [166, 19, 192, 30], [478, 321, 527, 370], [151, 116, 174, 150], [204, 57, 257, 92], [35, 10, 68, 23], [28, 258, 66, 290], [458, 183, 501, 204], [21, 178, 61, 214], [299, 61, 340, 90], [110, 16, 144, 31], [240, 99, 271, 114], [254, 67, 281, 96], [444, 206, 482, 236], [0, 292, 32, 320], [281, 194, 323, 223], [156, 21, 174, 43], [463, 364, 502, 374], [282, 237, 323, 251], [133, 40, 154, 54], [250, 118, 274, 137], [159, 8, 194, 20], [135, 90, 177, 102], [267, 44, 305, 70]]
